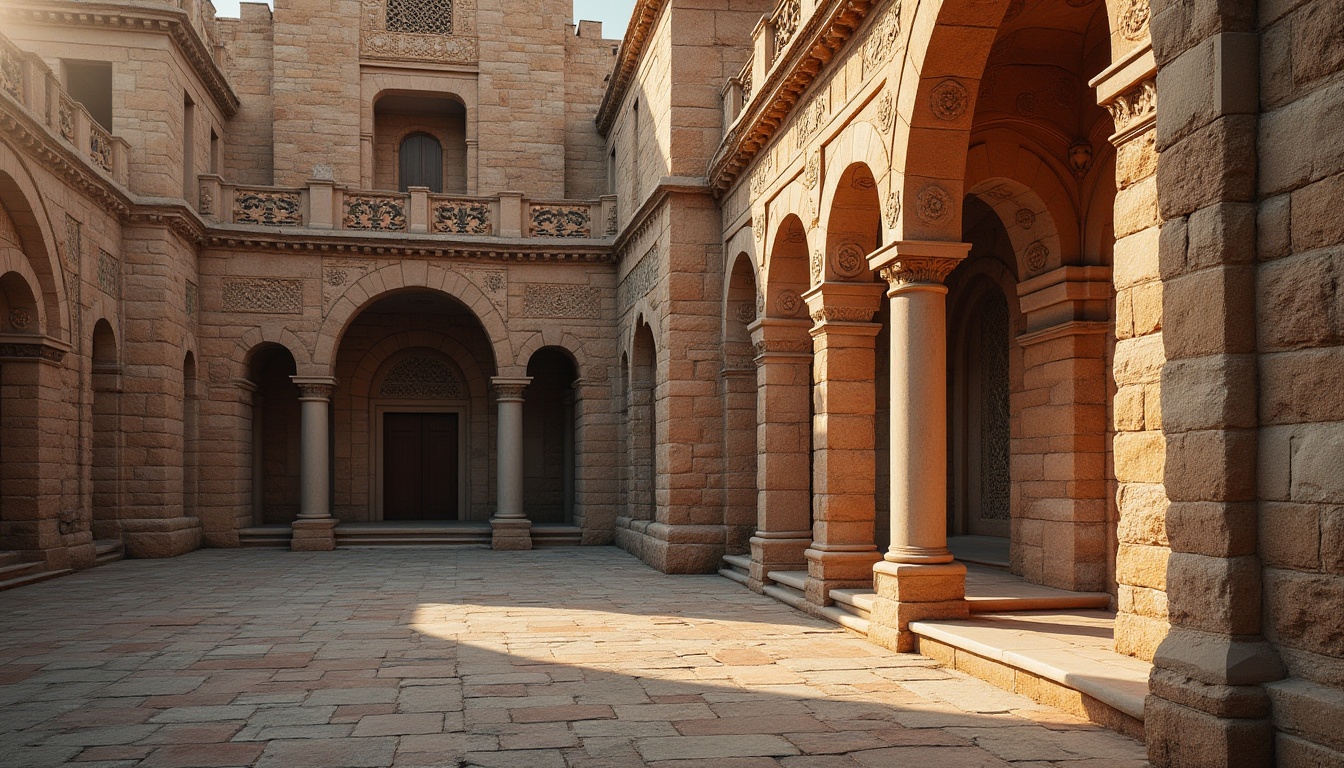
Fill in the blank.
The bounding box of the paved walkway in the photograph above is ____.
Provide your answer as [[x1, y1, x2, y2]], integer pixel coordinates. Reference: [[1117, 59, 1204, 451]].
[[0, 548, 1149, 767]]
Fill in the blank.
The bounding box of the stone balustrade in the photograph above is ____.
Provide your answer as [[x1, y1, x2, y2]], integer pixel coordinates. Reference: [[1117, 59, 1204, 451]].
[[721, 0, 820, 132], [198, 174, 619, 240], [0, 31, 130, 185]]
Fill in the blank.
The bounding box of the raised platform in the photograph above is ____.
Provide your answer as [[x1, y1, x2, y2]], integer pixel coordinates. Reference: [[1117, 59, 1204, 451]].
[[239, 521, 584, 548], [948, 534, 1010, 569]]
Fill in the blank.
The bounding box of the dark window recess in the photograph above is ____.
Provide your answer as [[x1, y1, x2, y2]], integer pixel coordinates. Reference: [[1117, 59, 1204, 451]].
[[64, 60, 113, 132], [399, 133, 443, 193]]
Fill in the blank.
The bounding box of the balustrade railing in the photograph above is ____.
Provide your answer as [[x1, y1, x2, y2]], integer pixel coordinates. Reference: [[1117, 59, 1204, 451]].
[[722, 0, 821, 134], [201, 175, 618, 240], [0, 31, 129, 184]]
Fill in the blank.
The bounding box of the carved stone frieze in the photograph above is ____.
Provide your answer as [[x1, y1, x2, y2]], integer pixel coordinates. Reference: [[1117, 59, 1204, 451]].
[[97, 249, 119, 296], [88, 124, 113, 172], [773, 0, 801, 58], [753, 337, 811, 358], [185, 280, 197, 318], [876, 92, 895, 132], [618, 245, 660, 311], [199, 184, 214, 216], [379, 355, 463, 399], [234, 190, 302, 226], [862, 0, 902, 76], [1106, 78, 1156, 134], [530, 204, 591, 238], [296, 381, 335, 400], [345, 194, 407, 231], [0, 36, 22, 101], [811, 305, 876, 324], [360, 0, 478, 64], [1119, 0, 1150, 41], [57, 94, 75, 143], [804, 151, 820, 189], [0, 343, 64, 362], [432, 200, 491, 234], [810, 249, 823, 285], [878, 257, 960, 287], [222, 278, 303, 314], [523, 283, 602, 319], [794, 89, 829, 148]]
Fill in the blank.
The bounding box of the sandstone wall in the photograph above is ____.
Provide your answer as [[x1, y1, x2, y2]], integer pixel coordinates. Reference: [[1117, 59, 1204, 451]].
[[564, 20, 617, 199], [1255, 0, 1344, 760], [216, 3, 275, 186]]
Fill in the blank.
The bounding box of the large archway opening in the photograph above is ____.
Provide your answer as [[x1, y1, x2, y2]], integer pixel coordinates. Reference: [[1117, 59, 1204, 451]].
[[91, 320, 121, 539], [524, 347, 578, 524], [249, 344, 302, 525], [331, 289, 496, 522]]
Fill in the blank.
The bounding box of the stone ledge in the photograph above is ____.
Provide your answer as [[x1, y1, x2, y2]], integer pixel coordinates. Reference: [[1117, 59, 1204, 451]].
[[910, 610, 1151, 723]]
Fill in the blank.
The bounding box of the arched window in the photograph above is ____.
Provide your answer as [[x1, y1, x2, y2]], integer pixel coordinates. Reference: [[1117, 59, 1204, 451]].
[[399, 133, 443, 193]]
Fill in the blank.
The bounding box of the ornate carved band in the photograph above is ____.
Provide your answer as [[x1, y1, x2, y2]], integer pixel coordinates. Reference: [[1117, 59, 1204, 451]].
[[492, 381, 529, 401], [0, 343, 64, 362], [296, 382, 335, 400], [1105, 78, 1156, 136], [878, 257, 960, 288], [810, 306, 877, 324]]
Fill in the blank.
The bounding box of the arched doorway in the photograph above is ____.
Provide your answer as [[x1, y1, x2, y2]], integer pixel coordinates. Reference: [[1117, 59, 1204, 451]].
[[628, 321, 656, 523], [249, 344, 302, 525], [331, 289, 496, 522], [91, 320, 121, 539], [374, 93, 468, 194], [523, 347, 578, 524], [722, 252, 758, 553]]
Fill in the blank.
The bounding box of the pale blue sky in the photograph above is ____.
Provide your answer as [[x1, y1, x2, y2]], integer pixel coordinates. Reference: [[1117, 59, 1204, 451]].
[[210, 0, 637, 39]]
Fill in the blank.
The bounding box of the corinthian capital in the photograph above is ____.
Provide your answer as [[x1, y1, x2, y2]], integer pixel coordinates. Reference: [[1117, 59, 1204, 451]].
[[491, 376, 532, 401], [877, 257, 961, 288], [291, 376, 337, 400]]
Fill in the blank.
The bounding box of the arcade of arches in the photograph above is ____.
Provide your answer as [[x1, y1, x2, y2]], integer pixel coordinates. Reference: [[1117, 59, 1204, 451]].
[[1, 0, 1342, 763]]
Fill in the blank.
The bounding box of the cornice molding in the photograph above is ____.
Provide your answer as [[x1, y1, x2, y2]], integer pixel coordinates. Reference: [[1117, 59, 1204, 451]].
[[708, 0, 877, 197], [202, 229, 615, 263], [596, 0, 667, 136], [0, 1, 241, 118], [0, 94, 133, 217]]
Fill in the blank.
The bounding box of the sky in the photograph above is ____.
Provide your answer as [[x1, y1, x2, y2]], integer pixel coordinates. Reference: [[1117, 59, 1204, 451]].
[[209, 0, 637, 39]]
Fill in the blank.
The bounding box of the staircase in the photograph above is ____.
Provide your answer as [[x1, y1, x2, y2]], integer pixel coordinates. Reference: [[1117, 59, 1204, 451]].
[[0, 551, 70, 592], [761, 570, 809, 611]]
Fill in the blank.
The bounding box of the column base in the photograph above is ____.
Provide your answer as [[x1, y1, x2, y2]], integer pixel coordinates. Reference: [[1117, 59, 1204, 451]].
[[121, 517, 203, 558], [490, 518, 532, 551], [868, 560, 967, 652], [804, 545, 882, 605], [748, 533, 811, 593], [291, 518, 338, 551]]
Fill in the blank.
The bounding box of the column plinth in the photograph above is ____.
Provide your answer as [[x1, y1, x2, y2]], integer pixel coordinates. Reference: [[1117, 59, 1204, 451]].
[[491, 376, 532, 550], [291, 376, 337, 551], [866, 241, 971, 650]]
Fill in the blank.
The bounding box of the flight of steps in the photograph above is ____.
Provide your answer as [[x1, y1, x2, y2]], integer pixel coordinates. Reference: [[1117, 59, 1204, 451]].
[[0, 551, 70, 592], [718, 553, 751, 586], [336, 523, 491, 547]]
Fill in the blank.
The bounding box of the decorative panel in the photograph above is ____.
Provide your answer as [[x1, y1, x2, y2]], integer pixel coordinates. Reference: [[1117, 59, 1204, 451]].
[[378, 355, 463, 399], [221, 278, 303, 314], [523, 284, 602, 319], [361, 0, 478, 64]]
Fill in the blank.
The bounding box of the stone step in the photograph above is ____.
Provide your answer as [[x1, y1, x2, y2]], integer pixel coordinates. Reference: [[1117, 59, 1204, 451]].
[[718, 553, 751, 587], [816, 604, 870, 635], [762, 570, 808, 610], [0, 559, 44, 581], [829, 588, 875, 620], [766, 570, 807, 592], [0, 550, 28, 568], [94, 539, 125, 565], [964, 563, 1111, 612], [531, 525, 583, 547], [0, 567, 72, 593], [238, 526, 293, 547]]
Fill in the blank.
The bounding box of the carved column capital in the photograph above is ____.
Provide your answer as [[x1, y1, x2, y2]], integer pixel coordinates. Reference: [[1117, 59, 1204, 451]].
[[748, 317, 813, 362], [291, 376, 337, 401], [491, 376, 532, 401], [868, 240, 971, 295], [803, 281, 886, 328]]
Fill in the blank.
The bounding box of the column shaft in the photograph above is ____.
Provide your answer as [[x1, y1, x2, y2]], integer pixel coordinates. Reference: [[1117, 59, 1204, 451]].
[[290, 377, 337, 552], [491, 377, 533, 550]]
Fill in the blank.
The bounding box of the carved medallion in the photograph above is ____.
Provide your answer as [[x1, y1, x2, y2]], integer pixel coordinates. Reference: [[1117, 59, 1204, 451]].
[[916, 185, 952, 224], [9, 307, 31, 330], [1014, 209, 1036, 230], [1120, 0, 1150, 40], [930, 79, 968, 121], [1025, 242, 1050, 272], [831, 241, 867, 279], [735, 301, 756, 324], [777, 289, 803, 317]]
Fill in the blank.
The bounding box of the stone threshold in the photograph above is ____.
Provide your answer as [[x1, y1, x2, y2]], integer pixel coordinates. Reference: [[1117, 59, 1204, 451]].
[[239, 522, 583, 548], [911, 610, 1149, 740]]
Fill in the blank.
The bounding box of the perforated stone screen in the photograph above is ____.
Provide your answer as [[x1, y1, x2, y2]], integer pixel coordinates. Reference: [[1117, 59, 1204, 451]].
[[386, 0, 452, 36]]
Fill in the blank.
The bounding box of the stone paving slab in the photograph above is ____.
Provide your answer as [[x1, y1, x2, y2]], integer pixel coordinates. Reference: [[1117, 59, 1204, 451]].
[[0, 548, 1149, 766]]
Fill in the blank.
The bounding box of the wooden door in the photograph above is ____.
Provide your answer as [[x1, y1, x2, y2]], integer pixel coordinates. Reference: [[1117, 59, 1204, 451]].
[[399, 133, 443, 193], [383, 412, 459, 520]]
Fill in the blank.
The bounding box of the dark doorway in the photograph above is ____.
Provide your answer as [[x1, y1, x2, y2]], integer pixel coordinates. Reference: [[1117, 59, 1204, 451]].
[[383, 412, 459, 520], [399, 133, 444, 193]]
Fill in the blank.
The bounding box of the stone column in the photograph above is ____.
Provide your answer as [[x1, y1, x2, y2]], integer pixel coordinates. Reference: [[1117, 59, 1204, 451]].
[[491, 376, 533, 550], [747, 317, 814, 592], [867, 241, 970, 652], [290, 376, 337, 551], [802, 282, 885, 606]]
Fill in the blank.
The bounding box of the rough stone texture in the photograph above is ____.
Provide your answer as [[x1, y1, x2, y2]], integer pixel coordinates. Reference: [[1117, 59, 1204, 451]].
[[0, 548, 1146, 767]]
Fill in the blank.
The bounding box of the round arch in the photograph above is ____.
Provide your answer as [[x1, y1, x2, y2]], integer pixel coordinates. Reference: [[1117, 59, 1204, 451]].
[[965, 175, 1067, 279], [762, 214, 810, 319], [237, 326, 313, 381], [314, 264, 510, 377]]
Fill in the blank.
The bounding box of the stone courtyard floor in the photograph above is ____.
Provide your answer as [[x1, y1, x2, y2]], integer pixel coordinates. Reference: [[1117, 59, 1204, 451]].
[[0, 547, 1150, 767]]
